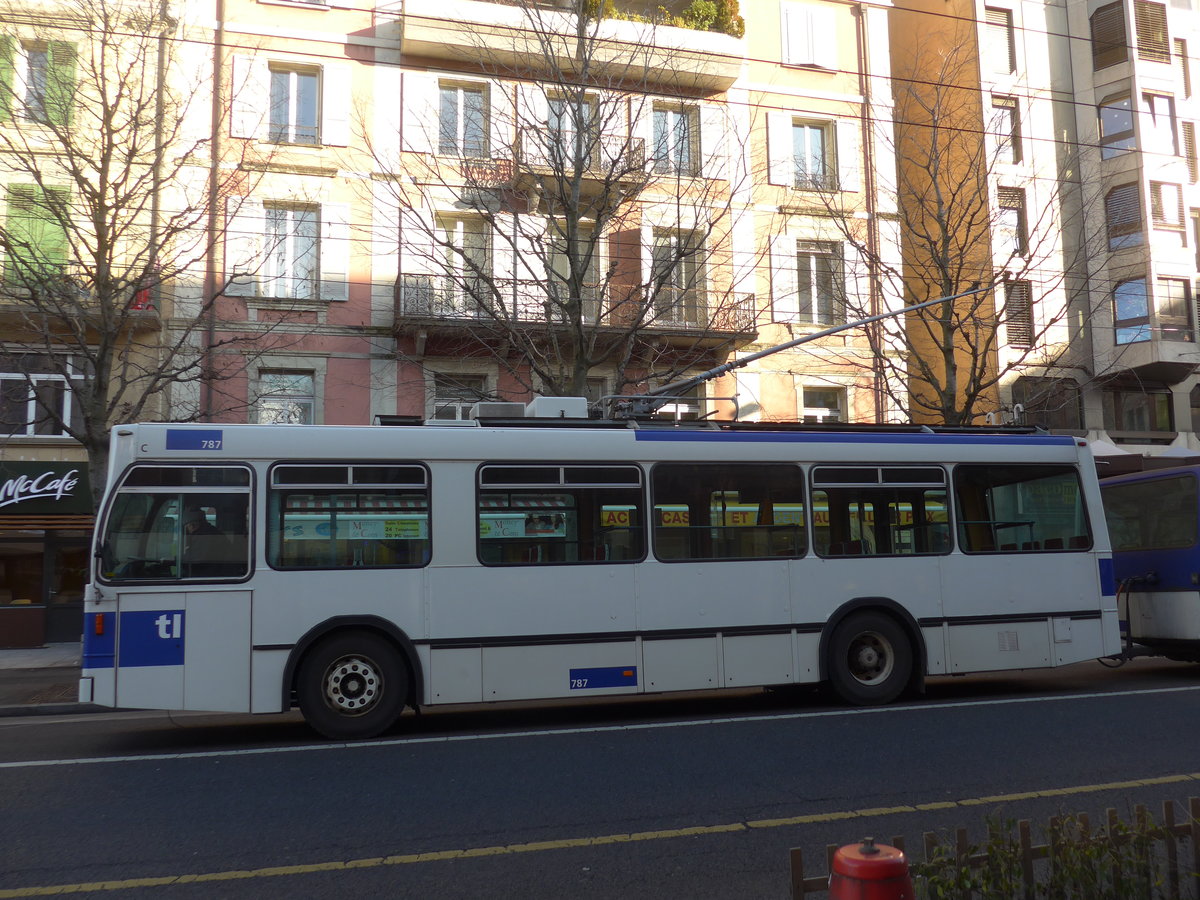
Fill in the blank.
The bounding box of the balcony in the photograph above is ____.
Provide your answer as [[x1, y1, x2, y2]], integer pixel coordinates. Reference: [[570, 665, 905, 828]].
[[0, 270, 161, 335], [389, 0, 745, 92], [1109, 324, 1200, 384], [395, 273, 757, 346]]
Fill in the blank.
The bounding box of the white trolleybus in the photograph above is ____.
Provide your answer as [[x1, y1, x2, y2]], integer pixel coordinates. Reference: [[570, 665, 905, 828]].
[[80, 398, 1121, 739]]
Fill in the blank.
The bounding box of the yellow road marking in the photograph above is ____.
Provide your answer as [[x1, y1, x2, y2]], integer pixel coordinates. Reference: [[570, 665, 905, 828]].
[[2, 773, 1197, 897]]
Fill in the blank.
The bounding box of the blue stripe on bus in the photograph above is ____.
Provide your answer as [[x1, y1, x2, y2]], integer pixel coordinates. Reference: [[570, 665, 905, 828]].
[[570, 666, 637, 689], [633, 431, 1077, 446], [1099, 558, 1116, 597], [118, 610, 186, 668], [82, 615, 115, 670]]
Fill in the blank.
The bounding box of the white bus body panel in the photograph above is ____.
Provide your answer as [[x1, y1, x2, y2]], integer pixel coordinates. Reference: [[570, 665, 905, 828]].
[[1128, 590, 1200, 642]]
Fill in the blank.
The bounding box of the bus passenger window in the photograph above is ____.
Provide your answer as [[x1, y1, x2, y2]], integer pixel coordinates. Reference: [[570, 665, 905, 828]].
[[954, 465, 1089, 553], [267, 464, 430, 569], [651, 463, 806, 562], [811, 466, 949, 558], [477, 465, 644, 566]]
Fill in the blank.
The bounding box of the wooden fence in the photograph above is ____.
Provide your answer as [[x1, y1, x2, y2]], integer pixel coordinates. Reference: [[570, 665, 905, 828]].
[[790, 797, 1200, 899]]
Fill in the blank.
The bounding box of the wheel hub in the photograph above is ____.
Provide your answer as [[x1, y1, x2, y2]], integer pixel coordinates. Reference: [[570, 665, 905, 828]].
[[324, 656, 381, 714], [848, 633, 893, 685]]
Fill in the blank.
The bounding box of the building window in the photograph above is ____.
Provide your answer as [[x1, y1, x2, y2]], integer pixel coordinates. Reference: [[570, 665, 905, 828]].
[[264, 204, 318, 299], [1151, 181, 1185, 233], [0, 352, 85, 437], [801, 386, 844, 423], [1144, 92, 1178, 154], [439, 83, 487, 158], [1134, 0, 1170, 63], [268, 67, 319, 145], [1192, 210, 1200, 269], [1091, 2, 1128, 69], [1106, 184, 1143, 250], [651, 229, 704, 326], [1104, 387, 1174, 435], [790, 121, 832, 190], [1011, 377, 1083, 431], [780, 2, 838, 69], [778, 241, 843, 325], [548, 94, 597, 169], [256, 371, 314, 424], [1004, 279, 1033, 347], [0, 353, 83, 437], [991, 96, 1022, 164], [1177, 39, 1192, 96], [3, 41, 73, 128], [986, 8, 1016, 74], [548, 225, 601, 323], [1157, 277, 1194, 341], [1190, 384, 1200, 433], [1113, 276, 1150, 343], [1098, 93, 1136, 158], [652, 104, 699, 176], [653, 385, 703, 421], [997, 187, 1027, 256], [435, 215, 490, 315], [432, 372, 487, 420]]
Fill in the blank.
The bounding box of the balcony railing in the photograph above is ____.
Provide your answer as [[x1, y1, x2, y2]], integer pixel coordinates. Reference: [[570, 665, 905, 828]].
[[515, 129, 646, 178], [397, 274, 757, 335]]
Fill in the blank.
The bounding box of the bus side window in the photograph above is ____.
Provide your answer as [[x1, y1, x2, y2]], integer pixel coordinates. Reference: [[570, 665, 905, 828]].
[[953, 464, 1088, 554], [651, 463, 806, 562]]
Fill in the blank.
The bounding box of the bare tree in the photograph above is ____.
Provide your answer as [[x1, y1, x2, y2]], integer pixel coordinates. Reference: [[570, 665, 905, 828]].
[[367, 0, 763, 409], [0, 0, 301, 505], [809, 31, 1103, 426]]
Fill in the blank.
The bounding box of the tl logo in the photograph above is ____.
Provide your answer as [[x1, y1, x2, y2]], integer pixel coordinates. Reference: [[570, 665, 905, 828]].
[[155, 612, 183, 639]]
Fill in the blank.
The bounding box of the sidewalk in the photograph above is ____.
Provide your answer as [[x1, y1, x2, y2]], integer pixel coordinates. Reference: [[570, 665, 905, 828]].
[[0, 642, 93, 717]]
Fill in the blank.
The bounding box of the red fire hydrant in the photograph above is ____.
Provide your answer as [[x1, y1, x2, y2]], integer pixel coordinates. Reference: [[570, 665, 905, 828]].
[[828, 836, 914, 900]]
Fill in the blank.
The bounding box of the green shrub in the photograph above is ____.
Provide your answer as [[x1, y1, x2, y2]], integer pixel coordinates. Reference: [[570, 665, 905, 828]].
[[912, 812, 1190, 900]]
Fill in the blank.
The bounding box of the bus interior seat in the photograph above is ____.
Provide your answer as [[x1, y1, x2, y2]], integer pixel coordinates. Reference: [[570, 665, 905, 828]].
[[1043, 537, 1064, 550], [1068, 534, 1089, 549]]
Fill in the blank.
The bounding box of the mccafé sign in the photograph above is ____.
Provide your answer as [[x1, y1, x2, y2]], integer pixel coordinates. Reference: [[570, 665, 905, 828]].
[[0, 462, 92, 516]]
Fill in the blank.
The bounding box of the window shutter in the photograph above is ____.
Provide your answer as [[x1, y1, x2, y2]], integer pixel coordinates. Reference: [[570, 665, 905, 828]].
[[1135, 0, 1170, 63], [771, 235, 799, 323], [1004, 280, 1033, 348], [224, 196, 263, 297], [986, 8, 1016, 73], [319, 203, 350, 301], [46, 42, 76, 129], [1183, 122, 1198, 182], [700, 103, 728, 181], [321, 64, 351, 147], [0, 37, 14, 122], [230, 55, 268, 140], [767, 111, 792, 186], [811, 7, 838, 69], [1091, 2, 1127, 70], [515, 83, 549, 166], [401, 72, 438, 155], [836, 119, 860, 192]]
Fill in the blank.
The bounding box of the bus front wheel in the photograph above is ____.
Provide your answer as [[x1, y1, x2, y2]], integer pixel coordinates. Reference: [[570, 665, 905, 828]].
[[297, 632, 408, 740], [827, 611, 912, 706]]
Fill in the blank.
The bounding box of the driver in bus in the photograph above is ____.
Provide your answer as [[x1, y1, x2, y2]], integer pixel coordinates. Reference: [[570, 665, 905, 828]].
[[182, 506, 233, 576]]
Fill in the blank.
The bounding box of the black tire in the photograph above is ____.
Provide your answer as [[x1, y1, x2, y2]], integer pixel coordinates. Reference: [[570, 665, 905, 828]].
[[827, 611, 913, 706], [297, 631, 409, 740]]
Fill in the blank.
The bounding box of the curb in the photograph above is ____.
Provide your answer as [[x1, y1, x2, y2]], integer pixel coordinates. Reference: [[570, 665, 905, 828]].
[[0, 702, 105, 718]]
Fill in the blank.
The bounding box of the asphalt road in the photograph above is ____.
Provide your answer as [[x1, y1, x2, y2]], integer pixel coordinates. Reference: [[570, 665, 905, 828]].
[[2, 658, 1199, 899]]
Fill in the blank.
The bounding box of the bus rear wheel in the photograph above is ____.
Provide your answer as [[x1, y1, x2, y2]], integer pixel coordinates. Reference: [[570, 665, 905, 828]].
[[297, 632, 408, 740], [827, 611, 912, 706]]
